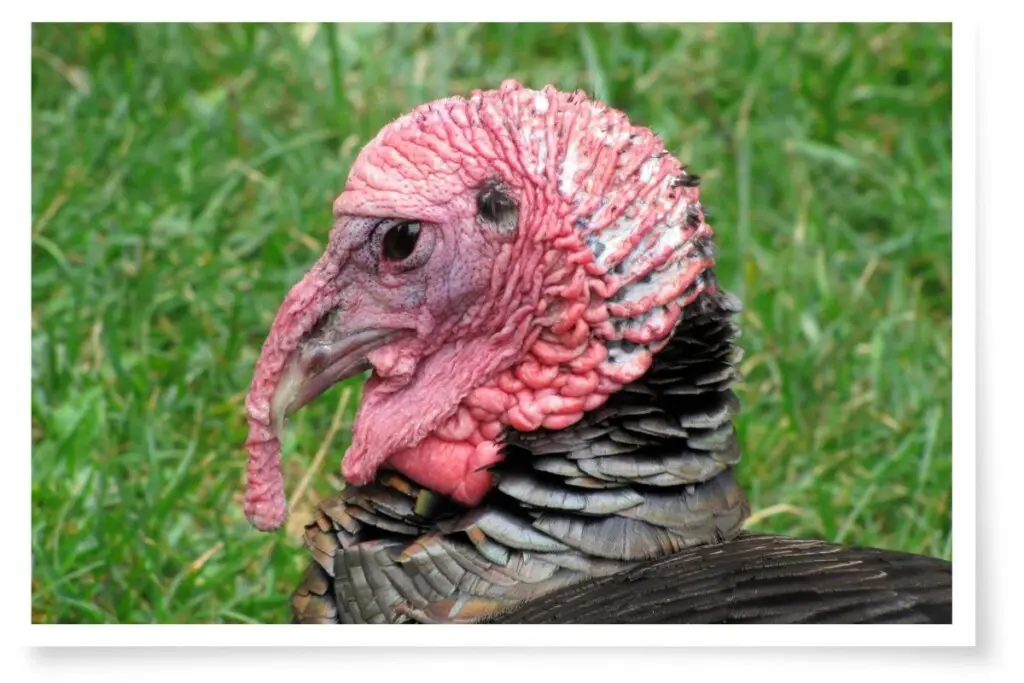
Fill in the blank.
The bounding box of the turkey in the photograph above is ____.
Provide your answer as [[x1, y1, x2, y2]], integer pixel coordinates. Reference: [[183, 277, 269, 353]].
[[243, 80, 953, 625]]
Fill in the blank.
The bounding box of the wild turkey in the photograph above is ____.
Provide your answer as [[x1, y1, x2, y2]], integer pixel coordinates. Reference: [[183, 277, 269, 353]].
[[242, 81, 952, 624]]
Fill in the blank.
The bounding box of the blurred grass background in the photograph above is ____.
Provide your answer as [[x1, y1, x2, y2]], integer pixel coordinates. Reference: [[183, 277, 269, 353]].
[[31, 22, 952, 624]]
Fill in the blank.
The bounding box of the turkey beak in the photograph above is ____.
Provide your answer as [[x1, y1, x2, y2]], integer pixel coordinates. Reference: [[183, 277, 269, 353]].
[[268, 309, 398, 438]]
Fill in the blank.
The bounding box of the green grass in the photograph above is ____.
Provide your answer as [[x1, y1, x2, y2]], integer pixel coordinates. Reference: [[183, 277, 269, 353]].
[[31, 22, 952, 624]]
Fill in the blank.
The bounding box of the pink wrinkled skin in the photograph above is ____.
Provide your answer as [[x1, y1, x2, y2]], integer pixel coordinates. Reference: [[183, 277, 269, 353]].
[[243, 80, 713, 531]]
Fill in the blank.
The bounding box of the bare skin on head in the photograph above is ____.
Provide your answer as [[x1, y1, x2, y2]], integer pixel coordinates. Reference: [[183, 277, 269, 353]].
[[244, 80, 712, 532]]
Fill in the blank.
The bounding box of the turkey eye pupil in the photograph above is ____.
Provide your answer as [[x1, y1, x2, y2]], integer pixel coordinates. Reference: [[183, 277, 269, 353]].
[[382, 221, 421, 261]]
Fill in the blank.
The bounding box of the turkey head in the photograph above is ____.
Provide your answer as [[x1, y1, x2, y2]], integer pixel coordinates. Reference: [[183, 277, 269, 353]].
[[244, 80, 715, 533]]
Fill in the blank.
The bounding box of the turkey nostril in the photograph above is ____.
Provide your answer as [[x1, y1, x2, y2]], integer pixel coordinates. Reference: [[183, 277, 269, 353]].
[[298, 308, 349, 377], [303, 309, 336, 344]]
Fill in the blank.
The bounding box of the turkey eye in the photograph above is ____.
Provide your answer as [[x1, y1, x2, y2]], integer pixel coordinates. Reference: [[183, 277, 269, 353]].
[[382, 221, 421, 261]]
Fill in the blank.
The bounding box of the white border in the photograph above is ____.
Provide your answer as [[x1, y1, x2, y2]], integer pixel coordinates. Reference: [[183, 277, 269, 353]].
[[13, 2, 982, 663], [19, 1, 965, 22], [948, 22, 976, 640], [26, 623, 971, 647]]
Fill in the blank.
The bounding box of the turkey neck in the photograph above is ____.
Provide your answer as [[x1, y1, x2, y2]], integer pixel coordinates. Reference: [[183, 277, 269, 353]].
[[493, 287, 750, 556], [294, 288, 750, 623]]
